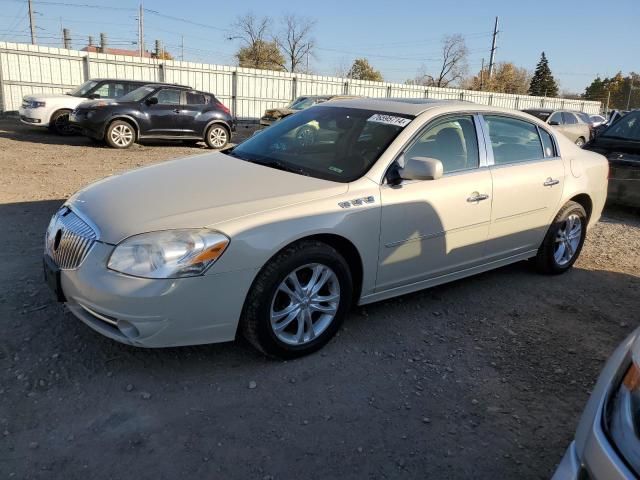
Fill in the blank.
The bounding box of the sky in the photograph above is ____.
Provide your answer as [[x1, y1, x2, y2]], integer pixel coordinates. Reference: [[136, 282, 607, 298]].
[[1, 0, 638, 93]]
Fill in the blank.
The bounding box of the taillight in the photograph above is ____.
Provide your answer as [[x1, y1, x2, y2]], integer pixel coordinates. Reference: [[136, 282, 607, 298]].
[[216, 101, 230, 115]]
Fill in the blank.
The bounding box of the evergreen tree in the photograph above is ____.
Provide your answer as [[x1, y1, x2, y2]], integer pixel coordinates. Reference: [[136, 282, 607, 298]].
[[528, 52, 559, 97]]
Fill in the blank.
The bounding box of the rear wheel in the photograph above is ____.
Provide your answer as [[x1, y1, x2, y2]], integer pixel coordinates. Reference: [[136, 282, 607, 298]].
[[105, 120, 135, 149], [241, 240, 353, 358], [575, 137, 586, 147], [534, 201, 587, 274], [49, 109, 74, 136], [205, 124, 229, 149]]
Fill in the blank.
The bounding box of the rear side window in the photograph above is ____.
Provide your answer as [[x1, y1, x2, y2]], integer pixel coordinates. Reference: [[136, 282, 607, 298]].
[[563, 112, 578, 124], [93, 82, 127, 98], [484, 115, 544, 164], [186, 92, 206, 105], [539, 128, 556, 157]]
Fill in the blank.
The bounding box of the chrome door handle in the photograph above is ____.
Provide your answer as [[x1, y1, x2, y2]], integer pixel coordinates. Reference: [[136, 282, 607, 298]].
[[544, 177, 560, 187], [467, 193, 489, 203]]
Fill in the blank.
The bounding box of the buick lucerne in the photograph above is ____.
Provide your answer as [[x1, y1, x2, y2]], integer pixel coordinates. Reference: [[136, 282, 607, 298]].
[[44, 99, 608, 358]]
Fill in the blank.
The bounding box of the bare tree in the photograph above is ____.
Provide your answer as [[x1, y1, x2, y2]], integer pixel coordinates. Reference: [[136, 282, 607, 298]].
[[232, 12, 284, 70], [276, 14, 315, 73], [426, 34, 468, 87]]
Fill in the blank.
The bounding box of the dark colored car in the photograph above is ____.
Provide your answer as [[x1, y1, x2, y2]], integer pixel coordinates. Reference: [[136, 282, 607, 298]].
[[70, 84, 235, 149], [585, 110, 640, 208]]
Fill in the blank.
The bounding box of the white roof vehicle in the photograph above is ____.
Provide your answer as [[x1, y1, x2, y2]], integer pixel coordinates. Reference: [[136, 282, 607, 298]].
[[43, 98, 609, 358], [18, 78, 162, 135]]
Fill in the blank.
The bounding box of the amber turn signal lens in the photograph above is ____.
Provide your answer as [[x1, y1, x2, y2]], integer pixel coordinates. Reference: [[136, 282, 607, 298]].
[[623, 362, 640, 391], [191, 241, 229, 264]]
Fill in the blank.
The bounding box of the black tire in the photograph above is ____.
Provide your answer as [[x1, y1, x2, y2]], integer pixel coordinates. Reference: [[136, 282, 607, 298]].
[[204, 124, 230, 149], [105, 120, 136, 149], [49, 109, 75, 136], [534, 201, 587, 274], [241, 240, 353, 359]]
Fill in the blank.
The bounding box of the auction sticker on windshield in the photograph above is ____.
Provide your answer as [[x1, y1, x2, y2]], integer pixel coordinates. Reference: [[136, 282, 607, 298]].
[[367, 114, 412, 127]]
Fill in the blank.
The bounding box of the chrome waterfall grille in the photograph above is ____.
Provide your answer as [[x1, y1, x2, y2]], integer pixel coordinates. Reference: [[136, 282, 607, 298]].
[[45, 207, 97, 269]]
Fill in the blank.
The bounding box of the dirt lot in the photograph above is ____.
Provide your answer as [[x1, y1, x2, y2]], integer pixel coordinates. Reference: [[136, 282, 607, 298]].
[[1, 118, 639, 479]]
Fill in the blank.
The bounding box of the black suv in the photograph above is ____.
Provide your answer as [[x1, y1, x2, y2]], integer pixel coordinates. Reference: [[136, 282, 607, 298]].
[[70, 84, 235, 149]]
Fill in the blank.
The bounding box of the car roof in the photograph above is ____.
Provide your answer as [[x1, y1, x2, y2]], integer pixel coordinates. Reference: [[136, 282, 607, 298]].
[[89, 78, 191, 89], [319, 97, 470, 116]]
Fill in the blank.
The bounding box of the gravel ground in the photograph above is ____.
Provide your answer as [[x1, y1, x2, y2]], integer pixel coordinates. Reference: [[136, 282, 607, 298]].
[[1, 118, 639, 479]]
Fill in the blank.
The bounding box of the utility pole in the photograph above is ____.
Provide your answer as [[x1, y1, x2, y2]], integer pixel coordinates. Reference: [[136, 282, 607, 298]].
[[480, 58, 485, 89], [626, 75, 635, 110], [28, 0, 36, 44], [88, 35, 94, 48], [488, 16, 498, 79], [605, 89, 611, 115], [100, 33, 107, 53], [63, 28, 71, 49], [138, 2, 144, 57], [181, 35, 184, 61]]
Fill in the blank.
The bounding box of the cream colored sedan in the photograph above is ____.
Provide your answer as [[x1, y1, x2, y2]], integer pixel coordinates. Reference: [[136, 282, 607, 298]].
[[44, 99, 608, 358]]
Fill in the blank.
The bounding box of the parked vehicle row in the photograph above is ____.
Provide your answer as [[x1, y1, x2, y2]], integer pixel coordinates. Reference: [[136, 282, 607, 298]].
[[260, 95, 362, 127], [522, 108, 593, 147], [19, 78, 235, 149]]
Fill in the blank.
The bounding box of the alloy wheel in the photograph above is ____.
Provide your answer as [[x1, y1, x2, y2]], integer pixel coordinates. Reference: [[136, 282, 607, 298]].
[[270, 263, 340, 346], [110, 124, 133, 147], [209, 127, 228, 148], [554, 214, 582, 266]]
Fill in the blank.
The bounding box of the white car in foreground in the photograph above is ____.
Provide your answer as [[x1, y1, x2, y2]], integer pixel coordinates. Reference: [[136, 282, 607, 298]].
[[43, 99, 608, 357], [19, 79, 159, 134]]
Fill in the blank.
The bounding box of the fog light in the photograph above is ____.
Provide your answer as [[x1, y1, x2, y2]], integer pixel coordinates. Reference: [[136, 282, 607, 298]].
[[117, 320, 140, 339]]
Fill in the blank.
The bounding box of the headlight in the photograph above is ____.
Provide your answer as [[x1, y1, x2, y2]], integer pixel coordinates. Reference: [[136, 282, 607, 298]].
[[606, 335, 640, 473], [30, 101, 46, 108], [107, 229, 229, 279]]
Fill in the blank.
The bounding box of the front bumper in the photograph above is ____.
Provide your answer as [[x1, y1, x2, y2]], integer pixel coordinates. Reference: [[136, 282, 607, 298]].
[[552, 330, 639, 480], [69, 111, 107, 139], [53, 241, 257, 347], [19, 106, 49, 127]]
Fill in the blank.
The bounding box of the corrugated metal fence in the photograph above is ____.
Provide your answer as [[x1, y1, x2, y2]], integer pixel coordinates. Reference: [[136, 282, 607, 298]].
[[0, 42, 602, 119]]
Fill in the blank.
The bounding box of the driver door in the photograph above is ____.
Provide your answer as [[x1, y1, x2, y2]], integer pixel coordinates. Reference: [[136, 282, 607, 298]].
[[141, 88, 184, 136], [377, 114, 493, 291]]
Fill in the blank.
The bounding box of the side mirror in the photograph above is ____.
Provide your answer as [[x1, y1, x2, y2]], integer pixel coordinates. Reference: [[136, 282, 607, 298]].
[[146, 96, 158, 105], [87, 93, 100, 99], [549, 120, 560, 126], [399, 156, 443, 181]]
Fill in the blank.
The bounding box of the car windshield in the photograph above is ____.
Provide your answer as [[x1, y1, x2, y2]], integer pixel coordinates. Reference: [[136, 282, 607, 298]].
[[289, 97, 323, 110], [118, 86, 156, 102], [600, 112, 640, 141], [229, 106, 413, 182], [523, 110, 551, 122], [68, 80, 98, 97]]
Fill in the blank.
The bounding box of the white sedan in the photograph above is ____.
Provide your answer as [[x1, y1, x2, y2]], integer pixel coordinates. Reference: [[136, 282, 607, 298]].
[[43, 99, 608, 357]]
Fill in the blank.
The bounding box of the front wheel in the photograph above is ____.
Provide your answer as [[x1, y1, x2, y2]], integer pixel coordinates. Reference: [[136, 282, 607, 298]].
[[49, 109, 75, 135], [575, 137, 586, 147], [205, 124, 229, 149], [105, 120, 135, 149], [534, 201, 587, 274], [241, 240, 353, 358]]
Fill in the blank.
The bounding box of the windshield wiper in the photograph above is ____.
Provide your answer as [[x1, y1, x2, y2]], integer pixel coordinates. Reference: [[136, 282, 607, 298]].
[[259, 160, 310, 176]]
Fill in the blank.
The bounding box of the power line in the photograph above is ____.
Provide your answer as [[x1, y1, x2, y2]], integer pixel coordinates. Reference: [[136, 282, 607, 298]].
[[143, 9, 228, 33], [6, 0, 135, 10]]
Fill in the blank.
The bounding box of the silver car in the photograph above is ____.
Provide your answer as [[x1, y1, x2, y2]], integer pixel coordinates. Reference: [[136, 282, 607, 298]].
[[552, 326, 640, 479], [43, 99, 608, 358]]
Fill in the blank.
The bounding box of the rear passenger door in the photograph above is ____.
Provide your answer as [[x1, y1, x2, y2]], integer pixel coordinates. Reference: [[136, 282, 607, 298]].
[[481, 115, 565, 260], [180, 91, 209, 137]]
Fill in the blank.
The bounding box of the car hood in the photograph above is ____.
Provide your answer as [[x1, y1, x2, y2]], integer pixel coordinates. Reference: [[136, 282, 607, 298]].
[[263, 108, 297, 118], [24, 93, 78, 101], [67, 152, 348, 244]]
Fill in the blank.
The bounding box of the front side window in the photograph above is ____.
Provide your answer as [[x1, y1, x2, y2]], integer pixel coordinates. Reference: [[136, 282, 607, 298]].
[[403, 115, 479, 173], [92, 82, 127, 98], [484, 115, 544, 164], [69, 80, 99, 97], [228, 106, 413, 182], [548, 112, 563, 125], [563, 112, 578, 124], [118, 86, 156, 103], [152, 88, 182, 105]]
